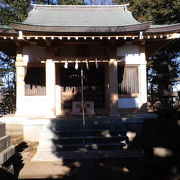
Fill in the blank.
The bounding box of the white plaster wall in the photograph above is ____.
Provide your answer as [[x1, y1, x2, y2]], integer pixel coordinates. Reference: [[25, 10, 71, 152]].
[[18, 97, 49, 116], [23, 45, 46, 62], [20, 46, 53, 117], [118, 98, 141, 108], [117, 43, 147, 109], [117, 44, 146, 65]]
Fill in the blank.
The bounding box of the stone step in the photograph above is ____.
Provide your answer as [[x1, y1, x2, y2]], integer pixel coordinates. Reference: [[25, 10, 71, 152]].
[[0, 145, 15, 165], [0, 123, 5, 138], [0, 135, 10, 153], [52, 135, 128, 144], [38, 125, 129, 152], [57, 142, 125, 151], [39, 129, 126, 140], [55, 149, 145, 159], [49, 119, 126, 131], [54, 125, 126, 131], [58, 135, 128, 141], [32, 117, 146, 162], [54, 129, 126, 138], [49, 118, 126, 125], [37, 141, 126, 152], [32, 149, 144, 162]]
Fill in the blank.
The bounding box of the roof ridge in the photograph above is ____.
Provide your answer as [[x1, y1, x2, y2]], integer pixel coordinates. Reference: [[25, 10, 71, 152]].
[[32, 4, 130, 9]]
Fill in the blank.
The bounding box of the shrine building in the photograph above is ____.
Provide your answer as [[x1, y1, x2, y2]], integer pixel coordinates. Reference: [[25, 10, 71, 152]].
[[0, 4, 180, 118]]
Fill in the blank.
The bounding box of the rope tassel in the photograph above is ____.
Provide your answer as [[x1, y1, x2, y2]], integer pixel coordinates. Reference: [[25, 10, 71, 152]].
[[95, 58, 98, 69], [75, 59, 78, 70], [86, 59, 89, 70], [64, 59, 68, 69]]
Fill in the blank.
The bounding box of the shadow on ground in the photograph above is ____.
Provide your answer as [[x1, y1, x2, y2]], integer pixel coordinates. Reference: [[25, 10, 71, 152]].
[[142, 111, 180, 180], [19, 158, 144, 180], [0, 142, 28, 180]]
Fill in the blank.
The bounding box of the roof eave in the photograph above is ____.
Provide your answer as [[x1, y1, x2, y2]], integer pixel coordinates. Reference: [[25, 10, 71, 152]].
[[145, 24, 180, 34], [11, 23, 151, 33]]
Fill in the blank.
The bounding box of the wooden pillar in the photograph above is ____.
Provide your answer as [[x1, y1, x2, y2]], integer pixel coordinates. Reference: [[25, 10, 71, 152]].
[[15, 50, 27, 115], [104, 64, 110, 112], [55, 64, 62, 116], [108, 58, 119, 116], [46, 59, 56, 117], [139, 45, 147, 109], [55, 85, 61, 116]]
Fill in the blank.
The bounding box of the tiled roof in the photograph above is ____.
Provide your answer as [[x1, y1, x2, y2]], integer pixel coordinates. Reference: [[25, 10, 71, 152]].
[[22, 5, 140, 27], [0, 5, 180, 34], [146, 24, 180, 33]]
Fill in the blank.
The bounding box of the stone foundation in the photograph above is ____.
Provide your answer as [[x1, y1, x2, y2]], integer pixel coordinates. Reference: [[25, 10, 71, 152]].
[[0, 123, 15, 174]]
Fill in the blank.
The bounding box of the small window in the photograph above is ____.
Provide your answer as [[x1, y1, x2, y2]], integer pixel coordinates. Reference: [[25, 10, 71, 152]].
[[118, 66, 139, 94]]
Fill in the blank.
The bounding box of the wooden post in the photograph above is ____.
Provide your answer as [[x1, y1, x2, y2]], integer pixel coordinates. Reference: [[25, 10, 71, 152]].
[[139, 45, 147, 109], [46, 59, 56, 117], [15, 48, 27, 115], [108, 58, 119, 116]]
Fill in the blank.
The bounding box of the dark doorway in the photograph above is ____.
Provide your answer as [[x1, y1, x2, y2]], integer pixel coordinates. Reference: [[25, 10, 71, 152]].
[[60, 65, 105, 110]]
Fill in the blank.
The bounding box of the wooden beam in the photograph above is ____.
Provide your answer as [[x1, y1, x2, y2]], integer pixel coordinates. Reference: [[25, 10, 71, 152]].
[[63, 41, 100, 45]]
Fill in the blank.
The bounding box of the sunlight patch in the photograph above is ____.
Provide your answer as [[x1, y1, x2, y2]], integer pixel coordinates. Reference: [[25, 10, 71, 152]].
[[177, 120, 180, 126], [121, 167, 130, 173], [154, 147, 173, 157], [126, 131, 136, 142]]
